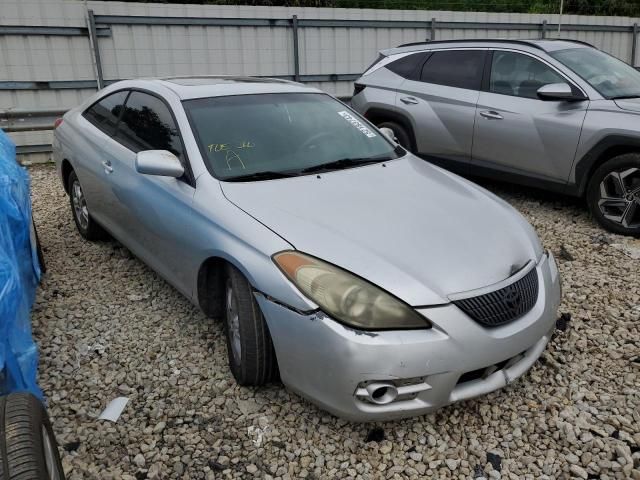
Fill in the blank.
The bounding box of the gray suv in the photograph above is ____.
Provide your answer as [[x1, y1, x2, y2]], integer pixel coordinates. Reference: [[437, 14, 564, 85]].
[[351, 39, 640, 236]]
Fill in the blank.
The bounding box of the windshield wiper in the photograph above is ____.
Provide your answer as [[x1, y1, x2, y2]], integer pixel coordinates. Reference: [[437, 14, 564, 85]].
[[297, 156, 392, 174], [611, 95, 640, 100], [223, 171, 297, 182]]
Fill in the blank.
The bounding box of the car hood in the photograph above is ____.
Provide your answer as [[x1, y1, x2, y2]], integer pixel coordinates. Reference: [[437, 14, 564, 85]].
[[614, 98, 640, 112], [220, 156, 542, 306]]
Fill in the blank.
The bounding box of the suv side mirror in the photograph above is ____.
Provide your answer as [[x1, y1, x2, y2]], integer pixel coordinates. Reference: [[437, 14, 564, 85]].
[[537, 83, 585, 101], [135, 150, 184, 178], [379, 127, 397, 144]]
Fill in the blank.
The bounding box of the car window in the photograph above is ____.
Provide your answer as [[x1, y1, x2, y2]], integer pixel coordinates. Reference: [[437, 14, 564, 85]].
[[386, 52, 429, 80], [420, 50, 485, 90], [82, 91, 128, 136], [490, 51, 566, 99], [114, 91, 184, 160], [551, 47, 640, 99], [183, 93, 400, 181]]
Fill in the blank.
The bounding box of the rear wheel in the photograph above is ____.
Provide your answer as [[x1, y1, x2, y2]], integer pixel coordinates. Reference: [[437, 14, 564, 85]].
[[377, 121, 413, 152], [223, 265, 279, 386], [587, 154, 640, 236], [67, 170, 106, 241], [0, 393, 65, 480]]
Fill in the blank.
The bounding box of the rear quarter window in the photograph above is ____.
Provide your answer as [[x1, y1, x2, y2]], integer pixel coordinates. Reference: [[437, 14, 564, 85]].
[[82, 91, 129, 136], [386, 52, 429, 80]]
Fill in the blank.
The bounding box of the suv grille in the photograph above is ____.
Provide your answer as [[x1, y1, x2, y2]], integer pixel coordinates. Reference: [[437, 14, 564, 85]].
[[453, 267, 538, 327]]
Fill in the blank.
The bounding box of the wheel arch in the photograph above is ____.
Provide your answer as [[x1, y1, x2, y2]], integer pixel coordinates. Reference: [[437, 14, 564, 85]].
[[61, 158, 74, 194], [362, 107, 418, 152], [575, 135, 640, 196]]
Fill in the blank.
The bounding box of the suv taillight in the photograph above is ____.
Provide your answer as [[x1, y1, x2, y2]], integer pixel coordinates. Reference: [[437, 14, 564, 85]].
[[53, 118, 63, 129], [353, 83, 366, 96]]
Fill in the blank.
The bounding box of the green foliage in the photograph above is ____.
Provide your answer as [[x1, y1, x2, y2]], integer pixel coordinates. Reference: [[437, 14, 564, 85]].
[[100, 0, 640, 16]]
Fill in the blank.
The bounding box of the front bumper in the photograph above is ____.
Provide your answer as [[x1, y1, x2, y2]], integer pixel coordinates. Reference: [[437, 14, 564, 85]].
[[257, 253, 561, 421]]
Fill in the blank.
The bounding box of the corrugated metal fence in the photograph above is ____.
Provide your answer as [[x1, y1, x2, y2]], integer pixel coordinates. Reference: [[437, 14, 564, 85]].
[[2, 0, 640, 163]]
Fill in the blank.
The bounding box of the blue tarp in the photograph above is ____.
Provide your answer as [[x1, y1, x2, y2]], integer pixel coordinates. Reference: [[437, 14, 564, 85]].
[[0, 128, 42, 400]]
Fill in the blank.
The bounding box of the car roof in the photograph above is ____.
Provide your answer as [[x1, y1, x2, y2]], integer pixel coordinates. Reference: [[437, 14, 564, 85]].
[[114, 76, 323, 100], [383, 38, 593, 56]]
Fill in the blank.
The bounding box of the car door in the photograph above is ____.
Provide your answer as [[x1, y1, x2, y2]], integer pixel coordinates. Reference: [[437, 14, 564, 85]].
[[76, 90, 129, 230], [472, 50, 589, 183], [396, 49, 486, 164], [103, 90, 197, 296]]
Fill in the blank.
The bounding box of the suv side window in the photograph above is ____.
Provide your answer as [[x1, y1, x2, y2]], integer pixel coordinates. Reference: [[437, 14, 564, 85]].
[[115, 91, 184, 160], [386, 52, 429, 80], [420, 50, 485, 90], [82, 91, 128, 136], [490, 51, 566, 99]]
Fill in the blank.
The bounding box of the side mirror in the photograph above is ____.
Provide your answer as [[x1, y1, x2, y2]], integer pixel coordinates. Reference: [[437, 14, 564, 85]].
[[135, 150, 184, 178], [379, 127, 397, 144], [537, 82, 584, 101]]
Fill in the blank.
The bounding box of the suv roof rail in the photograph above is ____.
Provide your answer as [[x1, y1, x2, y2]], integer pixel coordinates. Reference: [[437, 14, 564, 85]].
[[549, 38, 595, 48], [396, 39, 545, 50]]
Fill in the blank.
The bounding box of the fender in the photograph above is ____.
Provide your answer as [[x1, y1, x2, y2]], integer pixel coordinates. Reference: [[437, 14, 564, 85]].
[[574, 135, 640, 196]]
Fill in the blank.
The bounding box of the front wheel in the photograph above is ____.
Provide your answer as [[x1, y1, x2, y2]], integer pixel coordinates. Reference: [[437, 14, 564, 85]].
[[223, 265, 279, 386], [586, 154, 640, 236], [0, 393, 66, 480]]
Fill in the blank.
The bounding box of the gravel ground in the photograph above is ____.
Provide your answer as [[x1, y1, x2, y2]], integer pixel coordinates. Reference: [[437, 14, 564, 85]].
[[29, 164, 639, 480]]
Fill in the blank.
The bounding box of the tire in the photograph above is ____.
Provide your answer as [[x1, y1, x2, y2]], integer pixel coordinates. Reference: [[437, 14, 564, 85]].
[[67, 170, 107, 241], [223, 264, 279, 386], [377, 121, 413, 152], [586, 153, 640, 237], [0, 393, 66, 480], [31, 221, 46, 274]]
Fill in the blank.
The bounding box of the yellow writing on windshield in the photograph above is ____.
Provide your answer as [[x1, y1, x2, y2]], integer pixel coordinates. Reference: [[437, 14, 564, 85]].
[[208, 141, 255, 153]]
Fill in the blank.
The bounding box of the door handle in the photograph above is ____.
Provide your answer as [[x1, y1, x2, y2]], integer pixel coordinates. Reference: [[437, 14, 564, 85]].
[[102, 160, 113, 173], [400, 96, 419, 105], [479, 110, 503, 120]]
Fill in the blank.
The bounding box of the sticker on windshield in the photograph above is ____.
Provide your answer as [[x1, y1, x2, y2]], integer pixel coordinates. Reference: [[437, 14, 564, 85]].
[[337, 111, 377, 138]]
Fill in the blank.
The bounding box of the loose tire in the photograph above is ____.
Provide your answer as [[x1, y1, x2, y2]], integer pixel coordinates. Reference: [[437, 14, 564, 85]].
[[377, 121, 413, 152], [67, 171, 106, 241], [0, 393, 65, 480], [223, 265, 279, 386], [586, 153, 640, 236]]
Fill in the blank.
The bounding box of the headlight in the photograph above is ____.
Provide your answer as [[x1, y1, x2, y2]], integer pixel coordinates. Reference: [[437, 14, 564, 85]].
[[273, 251, 430, 330]]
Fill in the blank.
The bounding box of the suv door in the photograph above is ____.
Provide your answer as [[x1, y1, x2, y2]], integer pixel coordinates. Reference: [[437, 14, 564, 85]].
[[472, 50, 589, 183], [102, 91, 196, 296], [396, 49, 486, 164]]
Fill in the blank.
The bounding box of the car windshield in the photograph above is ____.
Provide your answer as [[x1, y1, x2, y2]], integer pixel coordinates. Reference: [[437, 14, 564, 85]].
[[183, 93, 401, 181], [551, 47, 640, 99]]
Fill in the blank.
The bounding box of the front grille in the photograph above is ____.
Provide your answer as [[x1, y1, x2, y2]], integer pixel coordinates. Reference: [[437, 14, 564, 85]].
[[453, 267, 539, 327]]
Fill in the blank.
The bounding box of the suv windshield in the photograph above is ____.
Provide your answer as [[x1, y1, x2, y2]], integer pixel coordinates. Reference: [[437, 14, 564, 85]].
[[183, 93, 402, 181], [551, 47, 640, 99]]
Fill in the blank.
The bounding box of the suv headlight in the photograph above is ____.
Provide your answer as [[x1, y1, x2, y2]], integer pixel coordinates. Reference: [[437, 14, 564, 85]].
[[273, 251, 430, 330]]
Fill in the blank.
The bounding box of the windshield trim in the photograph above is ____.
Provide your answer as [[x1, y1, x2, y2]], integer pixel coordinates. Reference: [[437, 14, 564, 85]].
[[182, 91, 404, 182], [550, 47, 640, 100]]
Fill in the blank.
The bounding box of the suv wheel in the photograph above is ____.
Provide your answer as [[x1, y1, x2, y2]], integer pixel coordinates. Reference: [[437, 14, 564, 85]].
[[587, 153, 640, 236], [223, 264, 279, 386], [377, 121, 412, 152]]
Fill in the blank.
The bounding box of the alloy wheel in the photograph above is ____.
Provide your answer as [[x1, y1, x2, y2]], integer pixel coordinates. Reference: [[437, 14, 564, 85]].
[[71, 179, 89, 231], [598, 167, 640, 229], [226, 281, 242, 365]]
